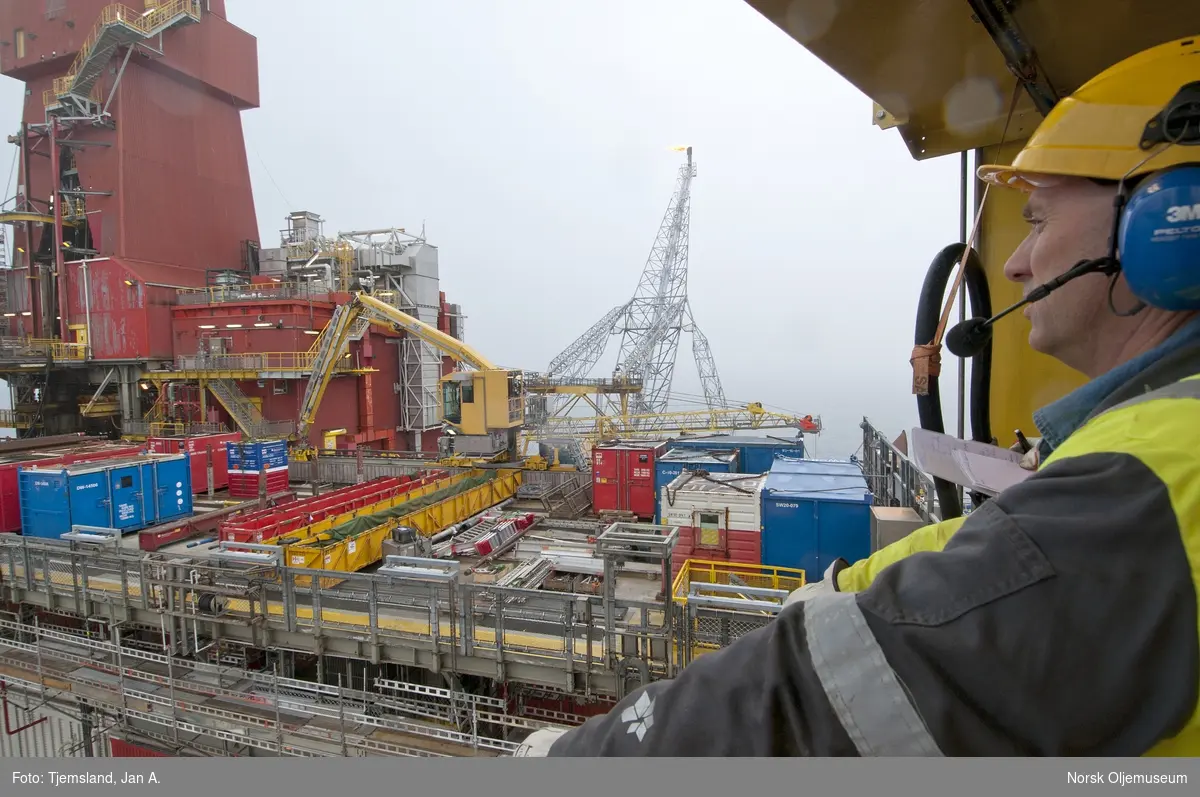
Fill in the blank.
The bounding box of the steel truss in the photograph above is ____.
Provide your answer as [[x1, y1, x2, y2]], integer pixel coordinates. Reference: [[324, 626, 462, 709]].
[[544, 148, 726, 423]]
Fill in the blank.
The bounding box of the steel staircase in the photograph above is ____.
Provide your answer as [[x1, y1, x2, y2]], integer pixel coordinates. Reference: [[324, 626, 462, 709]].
[[46, 1, 203, 111], [297, 302, 362, 436], [207, 378, 292, 440]]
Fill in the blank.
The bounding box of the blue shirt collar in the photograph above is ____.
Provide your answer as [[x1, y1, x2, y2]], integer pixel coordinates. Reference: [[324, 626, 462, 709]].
[[1033, 314, 1200, 453]]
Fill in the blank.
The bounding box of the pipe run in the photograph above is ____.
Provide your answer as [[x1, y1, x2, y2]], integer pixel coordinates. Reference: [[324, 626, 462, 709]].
[[2, 680, 49, 736]]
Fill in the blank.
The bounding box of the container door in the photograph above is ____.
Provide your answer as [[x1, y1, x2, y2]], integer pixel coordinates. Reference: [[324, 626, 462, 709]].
[[20, 470, 71, 539], [210, 441, 229, 489], [591, 448, 619, 514], [108, 465, 144, 530], [65, 469, 112, 530], [226, 442, 242, 472], [798, 501, 821, 575], [615, 449, 628, 512], [192, 447, 209, 494], [763, 496, 817, 573], [627, 450, 655, 518], [654, 465, 679, 523], [0, 465, 20, 533], [155, 457, 193, 521]]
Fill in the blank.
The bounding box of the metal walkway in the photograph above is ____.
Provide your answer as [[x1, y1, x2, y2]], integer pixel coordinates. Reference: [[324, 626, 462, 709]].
[[0, 532, 796, 757], [45, 1, 204, 112]]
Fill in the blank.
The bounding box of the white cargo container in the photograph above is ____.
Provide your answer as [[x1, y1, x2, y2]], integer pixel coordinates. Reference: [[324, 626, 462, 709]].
[[659, 471, 766, 568]]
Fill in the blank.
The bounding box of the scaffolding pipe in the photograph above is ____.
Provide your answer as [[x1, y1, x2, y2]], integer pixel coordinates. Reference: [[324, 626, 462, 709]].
[[1, 680, 49, 736], [49, 118, 69, 343], [189, 570, 216, 655]]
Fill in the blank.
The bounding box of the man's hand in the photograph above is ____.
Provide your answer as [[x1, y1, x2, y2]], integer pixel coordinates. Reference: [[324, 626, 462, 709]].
[[782, 558, 848, 608], [1009, 436, 1042, 471], [782, 580, 831, 607]]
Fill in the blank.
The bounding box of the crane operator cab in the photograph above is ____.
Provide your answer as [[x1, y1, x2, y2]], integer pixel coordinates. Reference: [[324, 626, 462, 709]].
[[439, 368, 525, 462]]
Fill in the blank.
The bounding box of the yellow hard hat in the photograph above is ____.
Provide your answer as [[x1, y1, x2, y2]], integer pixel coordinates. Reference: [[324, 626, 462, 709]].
[[977, 35, 1200, 191]]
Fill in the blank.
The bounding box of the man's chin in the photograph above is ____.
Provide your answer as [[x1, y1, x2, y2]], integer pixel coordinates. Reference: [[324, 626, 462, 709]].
[[1026, 328, 1051, 356]]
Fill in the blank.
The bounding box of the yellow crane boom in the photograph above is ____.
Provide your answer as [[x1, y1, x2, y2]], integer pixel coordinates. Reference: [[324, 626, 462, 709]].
[[527, 402, 821, 440], [297, 292, 807, 469], [297, 292, 505, 440], [357, 292, 499, 370]]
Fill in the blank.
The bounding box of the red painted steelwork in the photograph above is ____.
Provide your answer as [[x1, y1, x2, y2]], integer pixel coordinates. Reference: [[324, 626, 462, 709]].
[[49, 118, 68, 343], [138, 492, 295, 552], [218, 473, 452, 543], [1, 680, 48, 736], [69, 259, 189, 360], [0, 2, 260, 359], [109, 738, 170, 757], [172, 299, 403, 449], [228, 471, 288, 500], [0, 3, 472, 453]]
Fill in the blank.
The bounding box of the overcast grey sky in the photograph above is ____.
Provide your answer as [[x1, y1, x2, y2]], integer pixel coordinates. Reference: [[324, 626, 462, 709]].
[[1, 0, 972, 459]]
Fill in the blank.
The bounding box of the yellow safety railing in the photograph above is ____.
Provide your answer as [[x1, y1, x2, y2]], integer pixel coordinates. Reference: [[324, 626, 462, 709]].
[[176, 352, 319, 372], [175, 283, 323, 306], [174, 351, 364, 373], [49, 340, 89, 361], [149, 421, 185, 437], [4, 337, 89, 362], [46, 1, 201, 106], [0, 410, 37, 429], [43, 82, 104, 109], [671, 559, 807, 606]]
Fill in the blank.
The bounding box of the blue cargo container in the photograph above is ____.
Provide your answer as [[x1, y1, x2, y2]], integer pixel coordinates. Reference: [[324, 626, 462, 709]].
[[667, 433, 805, 474], [225, 439, 288, 471], [18, 453, 194, 540], [760, 458, 872, 576], [653, 449, 739, 522]]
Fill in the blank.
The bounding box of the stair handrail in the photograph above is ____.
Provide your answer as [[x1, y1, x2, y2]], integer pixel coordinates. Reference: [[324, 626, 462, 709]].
[[49, 1, 202, 102]]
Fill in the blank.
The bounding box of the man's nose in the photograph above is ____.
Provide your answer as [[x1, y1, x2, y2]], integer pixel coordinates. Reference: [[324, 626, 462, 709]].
[[1003, 234, 1034, 285]]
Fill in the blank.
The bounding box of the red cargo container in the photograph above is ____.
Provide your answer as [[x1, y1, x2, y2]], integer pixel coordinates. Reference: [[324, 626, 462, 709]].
[[228, 470, 290, 499], [591, 440, 669, 519], [0, 442, 145, 534], [147, 432, 241, 494]]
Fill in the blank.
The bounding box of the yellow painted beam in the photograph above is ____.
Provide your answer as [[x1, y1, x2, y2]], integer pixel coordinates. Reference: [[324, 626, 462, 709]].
[[0, 211, 78, 226]]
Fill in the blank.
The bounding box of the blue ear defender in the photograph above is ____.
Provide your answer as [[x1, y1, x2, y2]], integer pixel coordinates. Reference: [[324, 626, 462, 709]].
[[1117, 164, 1200, 312]]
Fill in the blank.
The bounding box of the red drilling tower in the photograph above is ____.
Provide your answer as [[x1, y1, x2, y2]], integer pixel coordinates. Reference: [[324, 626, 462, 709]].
[[1, 0, 259, 356], [0, 1, 260, 433]]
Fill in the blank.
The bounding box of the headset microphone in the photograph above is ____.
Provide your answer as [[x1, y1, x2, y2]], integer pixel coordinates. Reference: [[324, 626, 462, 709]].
[[945, 257, 1115, 358]]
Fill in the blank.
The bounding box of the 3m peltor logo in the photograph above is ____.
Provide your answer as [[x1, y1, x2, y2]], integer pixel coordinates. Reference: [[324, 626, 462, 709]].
[[1166, 204, 1200, 223]]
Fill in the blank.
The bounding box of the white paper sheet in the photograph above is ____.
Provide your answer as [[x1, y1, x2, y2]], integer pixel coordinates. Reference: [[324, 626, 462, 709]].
[[951, 449, 1033, 496], [908, 427, 1032, 495]]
